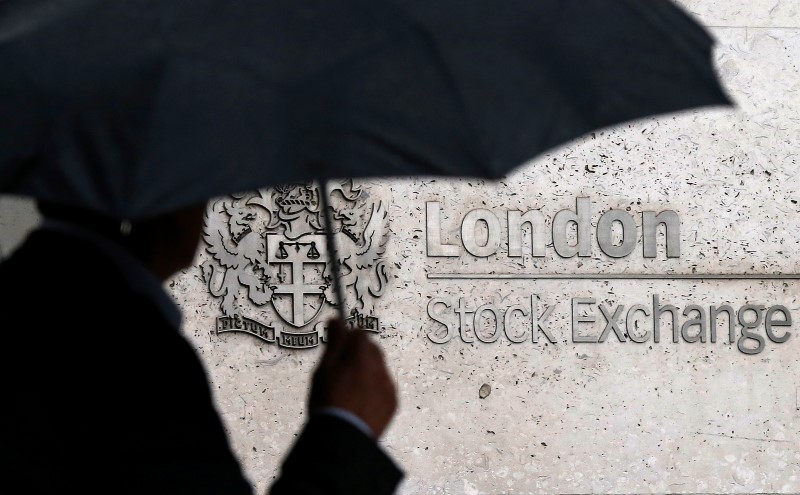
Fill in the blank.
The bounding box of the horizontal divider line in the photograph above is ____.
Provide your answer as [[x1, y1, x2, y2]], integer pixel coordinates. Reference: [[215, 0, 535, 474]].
[[427, 273, 800, 280]]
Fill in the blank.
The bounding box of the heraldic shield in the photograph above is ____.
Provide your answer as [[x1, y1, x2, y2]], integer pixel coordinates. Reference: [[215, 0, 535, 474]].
[[200, 181, 390, 349], [266, 233, 327, 328]]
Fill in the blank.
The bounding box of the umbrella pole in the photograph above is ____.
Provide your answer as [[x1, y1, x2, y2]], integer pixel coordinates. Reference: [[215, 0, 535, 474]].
[[318, 179, 348, 322]]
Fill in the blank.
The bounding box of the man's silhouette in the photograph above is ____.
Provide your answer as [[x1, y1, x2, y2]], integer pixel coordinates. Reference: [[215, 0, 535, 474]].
[[0, 202, 402, 494]]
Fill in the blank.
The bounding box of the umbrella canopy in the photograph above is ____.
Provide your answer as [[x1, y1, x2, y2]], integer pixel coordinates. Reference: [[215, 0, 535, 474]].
[[0, 0, 729, 222]]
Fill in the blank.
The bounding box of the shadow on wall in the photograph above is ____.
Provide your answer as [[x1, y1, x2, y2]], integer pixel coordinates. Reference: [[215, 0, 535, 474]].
[[0, 196, 40, 259]]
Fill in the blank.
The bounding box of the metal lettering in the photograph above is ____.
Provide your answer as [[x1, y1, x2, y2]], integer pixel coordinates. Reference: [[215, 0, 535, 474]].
[[532, 296, 555, 343], [653, 294, 680, 343], [626, 304, 651, 343], [474, 303, 502, 343], [553, 197, 592, 258], [597, 210, 637, 258], [346, 309, 380, 332], [455, 297, 475, 343], [217, 317, 232, 331], [507, 210, 546, 257], [598, 304, 626, 342], [737, 305, 766, 355], [765, 305, 792, 343], [503, 303, 530, 343], [681, 305, 707, 343], [316, 320, 329, 343], [710, 305, 735, 344], [426, 201, 460, 256], [572, 297, 597, 343], [427, 297, 455, 344], [642, 210, 681, 258], [461, 209, 501, 257]]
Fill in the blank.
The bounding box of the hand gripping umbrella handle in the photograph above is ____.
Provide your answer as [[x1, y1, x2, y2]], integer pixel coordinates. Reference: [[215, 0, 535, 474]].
[[318, 179, 348, 323]]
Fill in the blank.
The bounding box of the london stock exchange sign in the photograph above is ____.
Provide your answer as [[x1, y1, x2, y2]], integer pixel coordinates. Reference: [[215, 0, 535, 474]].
[[424, 197, 797, 355], [201, 181, 389, 349], [201, 182, 797, 354]]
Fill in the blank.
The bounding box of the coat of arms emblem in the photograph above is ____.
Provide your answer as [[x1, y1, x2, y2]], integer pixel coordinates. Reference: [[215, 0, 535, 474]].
[[200, 181, 390, 348]]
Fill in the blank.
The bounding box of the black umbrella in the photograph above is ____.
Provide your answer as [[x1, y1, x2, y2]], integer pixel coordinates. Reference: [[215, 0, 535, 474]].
[[0, 0, 730, 316]]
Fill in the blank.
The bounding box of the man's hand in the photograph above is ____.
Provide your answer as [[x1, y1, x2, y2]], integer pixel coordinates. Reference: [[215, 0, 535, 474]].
[[308, 319, 398, 438]]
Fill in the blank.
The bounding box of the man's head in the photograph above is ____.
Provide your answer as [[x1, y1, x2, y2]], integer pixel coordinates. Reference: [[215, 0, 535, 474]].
[[37, 201, 207, 281]]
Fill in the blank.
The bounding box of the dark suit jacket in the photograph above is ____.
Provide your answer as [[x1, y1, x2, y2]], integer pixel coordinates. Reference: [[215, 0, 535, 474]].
[[0, 229, 402, 494]]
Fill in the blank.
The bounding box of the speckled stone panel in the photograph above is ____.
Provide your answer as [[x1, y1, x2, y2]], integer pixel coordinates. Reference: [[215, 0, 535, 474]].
[[675, 0, 800, 27], [2, 6, 800, 495], [0, 196, 39, 257]]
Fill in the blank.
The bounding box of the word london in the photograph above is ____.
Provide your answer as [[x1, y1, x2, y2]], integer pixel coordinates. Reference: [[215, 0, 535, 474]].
[[426, 198, 679, 258]]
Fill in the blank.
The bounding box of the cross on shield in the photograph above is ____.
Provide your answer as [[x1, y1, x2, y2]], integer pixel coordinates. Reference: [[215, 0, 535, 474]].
[[266, 233, 328, 328]]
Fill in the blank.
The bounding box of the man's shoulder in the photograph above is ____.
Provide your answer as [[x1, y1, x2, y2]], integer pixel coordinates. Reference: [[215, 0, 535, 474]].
[[0, 229, 164, 333], [2, 229, 122, 281]]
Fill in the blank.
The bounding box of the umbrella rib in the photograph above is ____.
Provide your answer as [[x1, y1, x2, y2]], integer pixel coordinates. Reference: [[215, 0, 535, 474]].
[[317, 179, 347, 322]]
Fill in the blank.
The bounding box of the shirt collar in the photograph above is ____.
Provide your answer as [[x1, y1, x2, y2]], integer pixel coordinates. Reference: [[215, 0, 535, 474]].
[[41, 219, 183, 329]]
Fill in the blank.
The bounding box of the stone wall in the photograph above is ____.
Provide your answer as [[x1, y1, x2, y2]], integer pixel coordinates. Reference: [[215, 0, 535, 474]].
[[2, 1, 799, 493]]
